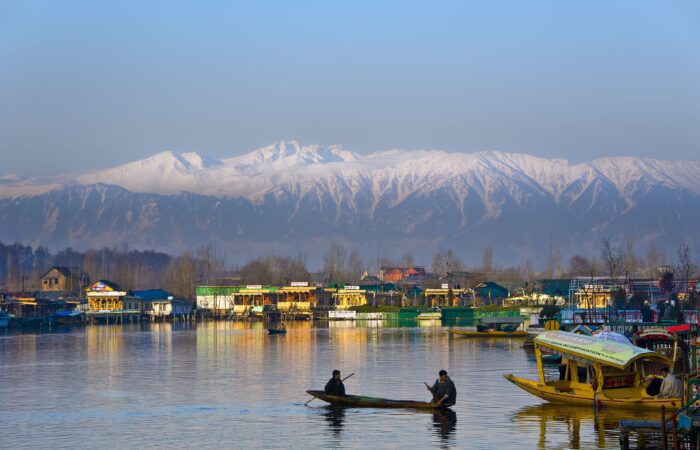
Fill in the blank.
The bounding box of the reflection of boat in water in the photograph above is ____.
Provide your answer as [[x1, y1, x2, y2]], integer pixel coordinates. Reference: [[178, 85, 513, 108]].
[[323, 406, 345, 435], [306, 390, 446, 410], [513, 403, 661, 449], [505, 331, 681, 410], [432, 408, 457, 442]]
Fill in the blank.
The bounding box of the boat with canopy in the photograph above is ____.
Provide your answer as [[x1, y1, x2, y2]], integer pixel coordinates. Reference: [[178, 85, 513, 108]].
[[504, 330, 682, 410]]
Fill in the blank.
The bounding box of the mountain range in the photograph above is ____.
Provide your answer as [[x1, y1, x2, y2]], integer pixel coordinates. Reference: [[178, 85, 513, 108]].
[[1, 141, 698, 268]]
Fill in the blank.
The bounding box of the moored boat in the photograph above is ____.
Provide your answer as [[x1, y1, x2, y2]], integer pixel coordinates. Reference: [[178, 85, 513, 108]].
[[305, 390, 445, 410], [449, 316, 527, 338], [449, 329, 528, 338], [504, 330, 681, 410], [268, 327, 287, 335]]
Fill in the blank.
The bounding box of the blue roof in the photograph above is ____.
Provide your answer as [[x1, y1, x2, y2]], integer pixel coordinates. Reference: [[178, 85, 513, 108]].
[[131, 289, 172, 301]]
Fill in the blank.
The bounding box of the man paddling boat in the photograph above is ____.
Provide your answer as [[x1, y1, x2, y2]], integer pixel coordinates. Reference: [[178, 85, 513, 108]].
[[425, 370, 456, 408], [325, 369, 346, 396]]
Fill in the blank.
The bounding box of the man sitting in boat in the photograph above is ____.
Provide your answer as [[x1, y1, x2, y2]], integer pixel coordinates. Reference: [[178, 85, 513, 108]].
[[425, 370, 456, 407], [324, 370, 346, 396], [658, 367, 683, 399]]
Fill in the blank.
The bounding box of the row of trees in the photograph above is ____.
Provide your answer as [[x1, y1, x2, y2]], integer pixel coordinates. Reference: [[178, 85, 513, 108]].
[[0, 242, 225, 298], [1, 239, 697, 298]]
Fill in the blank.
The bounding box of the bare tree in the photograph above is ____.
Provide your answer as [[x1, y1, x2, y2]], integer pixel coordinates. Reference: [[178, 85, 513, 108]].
[[400, 253, 414, 268], [622, 239, 639, 278], [433, 249, 465, 277], [481, 246, 494, 273], [348, 249, 363, 282], [568, 254, 593, 276], [644, 242, 665, 279], [520, 259, 535, 288], [546, 234, 562, 279], [601, 238, 623, 284], [323, 242, 348, 286], [676, 243, 697, 292], [164, 252, 198, 298]]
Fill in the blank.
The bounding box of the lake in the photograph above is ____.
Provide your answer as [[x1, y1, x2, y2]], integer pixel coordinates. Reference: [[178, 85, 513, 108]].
[[0, 321, 660, 449]]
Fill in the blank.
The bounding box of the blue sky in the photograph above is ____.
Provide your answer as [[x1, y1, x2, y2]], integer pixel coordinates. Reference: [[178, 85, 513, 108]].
[[1, 0, 699, 176]]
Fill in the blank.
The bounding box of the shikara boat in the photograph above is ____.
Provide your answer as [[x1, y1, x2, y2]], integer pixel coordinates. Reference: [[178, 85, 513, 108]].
[[449, 316, 527, 338], [305, 390, 445, 410], [449, 329, 528, 338], [504, 330, 682, 410], [268, 327, 287, 335]]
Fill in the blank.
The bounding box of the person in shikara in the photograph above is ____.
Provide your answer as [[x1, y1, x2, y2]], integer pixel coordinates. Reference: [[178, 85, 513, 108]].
[[425, 370, 457, 407], [658, 367, 683, 398], [324, 369, 346, 396]]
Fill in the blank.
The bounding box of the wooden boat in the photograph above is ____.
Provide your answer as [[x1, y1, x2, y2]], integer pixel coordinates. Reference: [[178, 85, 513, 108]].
[[268, 327, 287, 335], [504, 330, 682, 410], [449, 329, 527, 338], [305, 390, 445, 410], [449, 316, 527, 338]]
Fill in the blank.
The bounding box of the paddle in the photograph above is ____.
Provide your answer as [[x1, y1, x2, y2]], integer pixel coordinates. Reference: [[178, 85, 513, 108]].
[[305, 372, 355, 406]]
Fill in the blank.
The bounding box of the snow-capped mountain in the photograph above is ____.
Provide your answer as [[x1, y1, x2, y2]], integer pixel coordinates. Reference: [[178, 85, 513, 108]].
[[1, 141, 698, 266]]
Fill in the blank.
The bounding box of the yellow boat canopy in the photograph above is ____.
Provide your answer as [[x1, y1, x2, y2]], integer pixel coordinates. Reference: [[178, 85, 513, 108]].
[[534, 331, 672, 370]]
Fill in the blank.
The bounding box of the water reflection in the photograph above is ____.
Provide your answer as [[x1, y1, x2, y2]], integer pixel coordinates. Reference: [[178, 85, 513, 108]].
[[512, 403, 662, 449], [323, 406, 346, 436], [432, 409, 457, 443]]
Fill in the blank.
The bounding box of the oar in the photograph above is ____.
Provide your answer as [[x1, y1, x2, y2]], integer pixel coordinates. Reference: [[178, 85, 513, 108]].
[[305, 372, 355, 406]]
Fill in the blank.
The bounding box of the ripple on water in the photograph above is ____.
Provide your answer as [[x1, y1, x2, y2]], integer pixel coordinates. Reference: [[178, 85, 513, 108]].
[[0, 322, 658, 448]]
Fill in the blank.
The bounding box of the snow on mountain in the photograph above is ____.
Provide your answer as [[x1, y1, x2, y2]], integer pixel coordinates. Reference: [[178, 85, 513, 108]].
[[1, 141, 699, 265], [2, 141, 699, 204]]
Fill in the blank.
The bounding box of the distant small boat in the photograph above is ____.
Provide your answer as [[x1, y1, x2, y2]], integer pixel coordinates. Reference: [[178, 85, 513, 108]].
[[53, 310, 84, 325], [306, 390, 446, 410], [268, 327, 287, 335]]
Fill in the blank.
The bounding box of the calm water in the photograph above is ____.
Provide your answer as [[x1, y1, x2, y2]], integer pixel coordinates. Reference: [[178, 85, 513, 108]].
[[0, 321, 661, 449]]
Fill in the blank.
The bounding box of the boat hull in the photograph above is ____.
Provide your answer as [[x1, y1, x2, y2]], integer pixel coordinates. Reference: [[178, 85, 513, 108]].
[[503, 374, 680, 410], [268, 329, 287, 335], [448, 329, 527, 338], [306, 390, 444, 410]]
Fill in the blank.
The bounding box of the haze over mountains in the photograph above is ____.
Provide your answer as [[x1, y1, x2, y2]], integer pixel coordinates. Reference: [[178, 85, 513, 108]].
[[1, 141, 698, 268]]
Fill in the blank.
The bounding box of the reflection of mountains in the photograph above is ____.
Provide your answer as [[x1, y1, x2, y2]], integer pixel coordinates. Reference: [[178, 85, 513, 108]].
[[513, 403, 661, 449]]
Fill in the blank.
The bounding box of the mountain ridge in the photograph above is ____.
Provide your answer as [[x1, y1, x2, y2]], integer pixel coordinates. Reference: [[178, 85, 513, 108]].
[[0, 141, 698, 266]]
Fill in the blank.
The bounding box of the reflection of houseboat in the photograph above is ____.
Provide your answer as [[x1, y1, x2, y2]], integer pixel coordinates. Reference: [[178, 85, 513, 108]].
[[505, 331, 681, 410], [417, 308, 442, 320]]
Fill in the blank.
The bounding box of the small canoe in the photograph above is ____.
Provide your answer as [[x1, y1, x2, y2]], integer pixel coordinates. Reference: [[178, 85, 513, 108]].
[[448, 329, 528, 338], [306, 390, 445, 410], [268, 328, 287, 335]]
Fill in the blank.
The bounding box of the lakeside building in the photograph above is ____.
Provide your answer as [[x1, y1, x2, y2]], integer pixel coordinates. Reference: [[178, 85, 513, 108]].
[[0, 292, 74, 324], [87, 280, 128, 311], [196, 283, 329, 319], [377, 266, 426, 282], [40, 267, 90, 296], [331, 287, 367, 309], [424, 285, 473, 307], [475, 282, 510, 304]]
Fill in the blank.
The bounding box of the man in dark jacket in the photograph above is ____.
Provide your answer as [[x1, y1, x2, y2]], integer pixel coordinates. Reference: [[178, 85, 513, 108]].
[[425, 370, 457, 407], [324, 369, 346, 396]]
